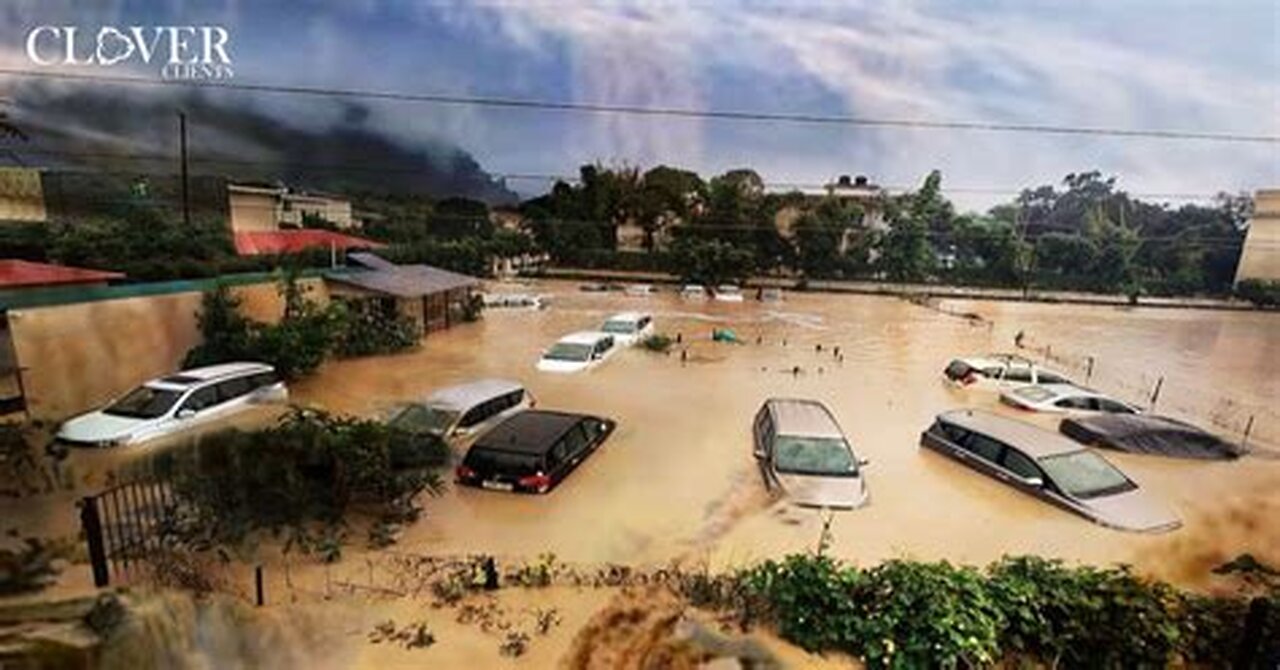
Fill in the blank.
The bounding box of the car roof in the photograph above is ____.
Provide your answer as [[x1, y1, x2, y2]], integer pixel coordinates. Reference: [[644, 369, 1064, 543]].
[[148, 362, 275, 389], [1012, 383, 1094, 399], [425, 378, 524, 411], [1067, 413, 1204, 437], [937, 409, 1082, 458], [958, 353, 1035, 367], [472, 410, 587, 454], [559, 331, 611, 344], [604, 311, 648, 323], [765, 398, 845, 438]]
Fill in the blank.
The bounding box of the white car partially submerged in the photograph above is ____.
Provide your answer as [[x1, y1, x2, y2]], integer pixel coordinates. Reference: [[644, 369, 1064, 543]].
[[599, 312, 654, 346], [680, 284, 708, 300], [1001, 383, 1140, 415], [714, 284, 745, 302], [55, 362, 287, 448], [483, 293, 544, 310], [536, 331, 618, 373], [943, 354, 1072, 390], [387, 378, 533, 446], [625, 284, 657, 297]]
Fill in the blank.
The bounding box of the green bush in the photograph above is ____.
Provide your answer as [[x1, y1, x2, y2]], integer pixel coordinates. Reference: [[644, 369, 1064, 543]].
[[157, 408, 447, 547], [1236, 279, 1280, 308], [720, 554, 1278, 669], [332, 302, 419, 358]]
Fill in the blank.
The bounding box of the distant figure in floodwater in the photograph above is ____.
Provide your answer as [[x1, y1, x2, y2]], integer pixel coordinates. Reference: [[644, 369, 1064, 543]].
[[1015, 330, 1025, 348], [815, 343, 823, 353], [837, 354, 845, 364], [681, 349, 688, 365], [756, 335, 763, 345], [782, 338, 788, 347], [677, 332, 683, 344], [833, 346, 842, 359], [792, 365, 802, 376]]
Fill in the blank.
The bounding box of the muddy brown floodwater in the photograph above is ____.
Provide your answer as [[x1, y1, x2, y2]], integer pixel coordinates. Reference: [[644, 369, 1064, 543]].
[[293, 280, 1280, 589]]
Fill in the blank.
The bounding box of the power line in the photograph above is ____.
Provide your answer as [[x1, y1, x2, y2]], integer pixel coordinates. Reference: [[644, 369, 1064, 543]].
[[3, 148, 1231, 202], [1, 67, 1276, 144]]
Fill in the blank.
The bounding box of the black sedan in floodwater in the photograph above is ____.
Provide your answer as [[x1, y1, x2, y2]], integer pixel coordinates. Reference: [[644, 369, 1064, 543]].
[[1059, 413, 1243, 460], [455, 410, 616, 494]]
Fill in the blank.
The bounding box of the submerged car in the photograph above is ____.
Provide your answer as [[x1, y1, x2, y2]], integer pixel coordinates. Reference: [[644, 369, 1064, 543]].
[[758, 287, 784, 303], [56, 362, 287, 448], [943, 354, 1072, 390], [387, 378, 533, 448], [625, 284, 657, 297], [536, 331, 618, 373], [1000, 383, 1139, 415], [920, 409, 1180, 533], [714, 284, 745, 302], [482, 293, 545, 310], [599, 312, 654, 346], [455, 410, 616, 493], [752, 398, 869, 509], [680, 284, 708, 299], [1060, 414, 1242, 460]]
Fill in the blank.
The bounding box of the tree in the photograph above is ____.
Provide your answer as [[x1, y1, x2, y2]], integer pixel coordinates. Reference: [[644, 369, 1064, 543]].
[[793, 197, 862, 278], [635, 165, 706, 250], [878, 171, 944, 282], [429, 197, 492, 239], [667, 236, 755, 287]]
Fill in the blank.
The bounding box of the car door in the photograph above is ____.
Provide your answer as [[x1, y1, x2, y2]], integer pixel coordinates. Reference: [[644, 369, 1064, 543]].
[[212, 375, 255, 416], [958, 431, 1006, 478], [753, 408, 777, 488], [998, 447, 1046, 491]]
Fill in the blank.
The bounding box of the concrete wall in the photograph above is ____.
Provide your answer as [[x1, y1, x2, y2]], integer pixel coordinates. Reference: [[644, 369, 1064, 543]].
[[1235, 189, 1280, 284], [8, 278, 326, 422], [228, 190, 281, 233], [0, 167, 47, 222]]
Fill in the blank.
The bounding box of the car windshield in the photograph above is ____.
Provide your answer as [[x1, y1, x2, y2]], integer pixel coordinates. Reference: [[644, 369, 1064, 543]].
[[103, 386, 182, 419], [388, 404, 458, 435], [1014, 386, 1057, 402], [773, 436, 858, 476], [1038, 450, 1135, 499], [602, 320, 637, 334], [545, 342, 593, 362]]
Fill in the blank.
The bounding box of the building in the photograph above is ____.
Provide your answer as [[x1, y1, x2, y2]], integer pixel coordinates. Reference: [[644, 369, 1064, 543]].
[[227, 183, 357, 232], [325, 253, 480, 337], [1235, 188, 1280, 285], [227, 183, 379, 256], [823, 174, 886, 231], [0, 167, 48, 222]]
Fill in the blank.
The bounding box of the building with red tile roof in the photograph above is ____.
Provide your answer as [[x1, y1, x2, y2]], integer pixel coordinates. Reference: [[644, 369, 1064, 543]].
[[0, 260, 124, 290]]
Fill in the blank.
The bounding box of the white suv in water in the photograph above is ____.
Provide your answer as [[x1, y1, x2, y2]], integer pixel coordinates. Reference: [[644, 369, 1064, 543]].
[[599, 312, 654, 347], [55, 362, 288, 448], [943, 354, 1072, 390]]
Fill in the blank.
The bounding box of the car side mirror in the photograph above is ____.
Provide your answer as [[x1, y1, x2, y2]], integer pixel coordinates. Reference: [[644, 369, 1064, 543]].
[[858, 458, 871, 467], [177, 409, 196, 420], [753, 447, 766, 460], [1024, 477, 1044, 488]]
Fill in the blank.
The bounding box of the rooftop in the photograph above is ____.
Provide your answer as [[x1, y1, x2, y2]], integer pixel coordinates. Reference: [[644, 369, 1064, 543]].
[[0, 260, 124, 290], [325, 255, 480, 298], [939, 409, 1082, 458], [233, 230, 384, 256], [765, 398, 846, 438], [425, 378, 524, 411]]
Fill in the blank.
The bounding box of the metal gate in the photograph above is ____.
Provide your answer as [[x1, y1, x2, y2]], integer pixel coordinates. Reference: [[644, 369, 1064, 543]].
[[78, 479, 177, 587]]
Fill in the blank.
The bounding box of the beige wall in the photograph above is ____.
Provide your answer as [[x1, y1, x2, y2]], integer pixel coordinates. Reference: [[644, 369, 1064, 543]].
[[1235, 189, 1280, 285], [228, 190, 281, 233], [8, 278, 327, 422], [0, 167, 47, 222]]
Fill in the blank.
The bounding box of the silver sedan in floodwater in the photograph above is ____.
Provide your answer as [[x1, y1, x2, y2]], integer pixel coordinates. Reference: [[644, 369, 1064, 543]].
[[752, 398, 869, 509], [920, 409, 1180, 533]]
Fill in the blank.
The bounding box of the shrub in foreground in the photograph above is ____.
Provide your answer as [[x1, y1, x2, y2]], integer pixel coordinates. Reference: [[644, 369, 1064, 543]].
[[715, 554, 1279, 669]]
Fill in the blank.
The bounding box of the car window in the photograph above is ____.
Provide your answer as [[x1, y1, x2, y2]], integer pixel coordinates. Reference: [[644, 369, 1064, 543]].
[[547, 441, 568, 468], [1037, 371, 1069, 384], [180, 386, 219, 413], [1096, 399, 1133, 413], [1055, 396, 1092, 409], [561, 423, 591, 457], [103, 386, 183, 419], [962, 433, 1005, 463], [1003, 368, 1033, 383], [249, 371, 280, 389], [216, 376, 253, 403], [506, 389, 524, 409], [1001, 449, 1042, 480], [940, 421, 970, 444], [1038, 451, 1135, 499], [457, 403, 487, 428]]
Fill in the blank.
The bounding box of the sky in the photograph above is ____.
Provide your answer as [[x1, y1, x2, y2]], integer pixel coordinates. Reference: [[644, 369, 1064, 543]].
[[1, 0, 1277, 210]]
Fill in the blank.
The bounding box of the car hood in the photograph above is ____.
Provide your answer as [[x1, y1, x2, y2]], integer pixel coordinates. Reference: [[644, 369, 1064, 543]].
[[775, 472, 868, 510], [1083, 488, 1181, 533], [537, 358, 589, 373], [57, 411, 154, 444]]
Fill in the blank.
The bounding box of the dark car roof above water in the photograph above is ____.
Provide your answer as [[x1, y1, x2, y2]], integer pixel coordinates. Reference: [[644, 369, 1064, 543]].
[[937, 409, 1081, 458], [472, 410, 584, 454], [1060, 413, 1240, 459]]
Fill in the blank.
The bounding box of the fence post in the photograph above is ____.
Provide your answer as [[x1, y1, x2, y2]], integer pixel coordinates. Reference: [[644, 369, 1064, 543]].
[[1150, 376, 1164, 409], [1241, 415, 1255, 451], [1086, 356, 1095, 383], [255, 565, 265, 606], [79, 496, 110, 588]]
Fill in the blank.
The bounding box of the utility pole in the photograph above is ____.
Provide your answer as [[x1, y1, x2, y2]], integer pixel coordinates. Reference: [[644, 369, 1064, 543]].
[[179, 111, 190, 226]]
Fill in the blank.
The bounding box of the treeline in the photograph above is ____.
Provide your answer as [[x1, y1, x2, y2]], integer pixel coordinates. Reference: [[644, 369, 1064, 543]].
[[0, 165, 1258, 299]]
